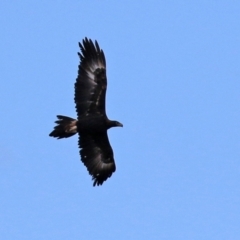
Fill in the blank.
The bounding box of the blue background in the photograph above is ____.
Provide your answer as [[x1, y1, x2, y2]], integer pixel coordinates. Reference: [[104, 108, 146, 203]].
[[0, 1, 239, 239]]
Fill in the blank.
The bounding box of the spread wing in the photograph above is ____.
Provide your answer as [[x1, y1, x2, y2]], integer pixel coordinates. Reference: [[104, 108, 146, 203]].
[[79, 132, 116, 186], [75, 38, 107, 118]]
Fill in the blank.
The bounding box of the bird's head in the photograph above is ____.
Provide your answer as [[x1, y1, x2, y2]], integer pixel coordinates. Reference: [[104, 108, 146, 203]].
[[114, 121, 123, 127], [108, 120, 123, 128]]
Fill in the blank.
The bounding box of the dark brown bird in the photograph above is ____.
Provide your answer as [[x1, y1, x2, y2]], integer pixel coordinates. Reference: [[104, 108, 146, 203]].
[[49, 38, 123, 186]]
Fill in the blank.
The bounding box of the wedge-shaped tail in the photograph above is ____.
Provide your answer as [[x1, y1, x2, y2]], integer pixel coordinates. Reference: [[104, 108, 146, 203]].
[[49, 115, 78, 139]]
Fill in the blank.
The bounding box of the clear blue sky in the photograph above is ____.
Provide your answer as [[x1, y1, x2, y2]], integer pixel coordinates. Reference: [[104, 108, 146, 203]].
[[0, 1, 239, 239]]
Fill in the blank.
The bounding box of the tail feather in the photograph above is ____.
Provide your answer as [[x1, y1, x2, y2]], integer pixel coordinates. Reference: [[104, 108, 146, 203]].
[[49, 115, 78, 139]]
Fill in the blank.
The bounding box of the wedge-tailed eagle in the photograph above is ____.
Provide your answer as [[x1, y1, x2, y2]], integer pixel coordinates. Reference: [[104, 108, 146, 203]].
[[49, 38, 123, 186]]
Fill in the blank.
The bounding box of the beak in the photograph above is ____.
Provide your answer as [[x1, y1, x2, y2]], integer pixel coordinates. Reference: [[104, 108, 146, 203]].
[[118, 122, 123, 127]]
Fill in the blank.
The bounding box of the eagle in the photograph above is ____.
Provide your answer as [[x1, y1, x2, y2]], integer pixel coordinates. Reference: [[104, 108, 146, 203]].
[[49, 38, 123, 186]]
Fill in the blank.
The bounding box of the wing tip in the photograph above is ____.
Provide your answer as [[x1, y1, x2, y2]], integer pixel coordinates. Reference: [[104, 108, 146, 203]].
[[78, 37, 105, 65], [91, 166, 116, 187], [92, 176, 109, 187]]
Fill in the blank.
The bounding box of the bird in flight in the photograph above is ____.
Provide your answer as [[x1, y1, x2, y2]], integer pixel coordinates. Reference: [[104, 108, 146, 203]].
[[49, 38, 123, 186]]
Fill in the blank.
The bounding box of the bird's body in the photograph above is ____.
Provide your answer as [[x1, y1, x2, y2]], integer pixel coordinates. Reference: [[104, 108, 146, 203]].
[[78, 115, 113, 133], [49, 38, 122, 186]]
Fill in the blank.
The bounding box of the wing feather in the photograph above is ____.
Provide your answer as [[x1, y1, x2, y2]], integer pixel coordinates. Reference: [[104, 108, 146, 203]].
[[78, 132, 116, 186], [75, 38, 107, 117]]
